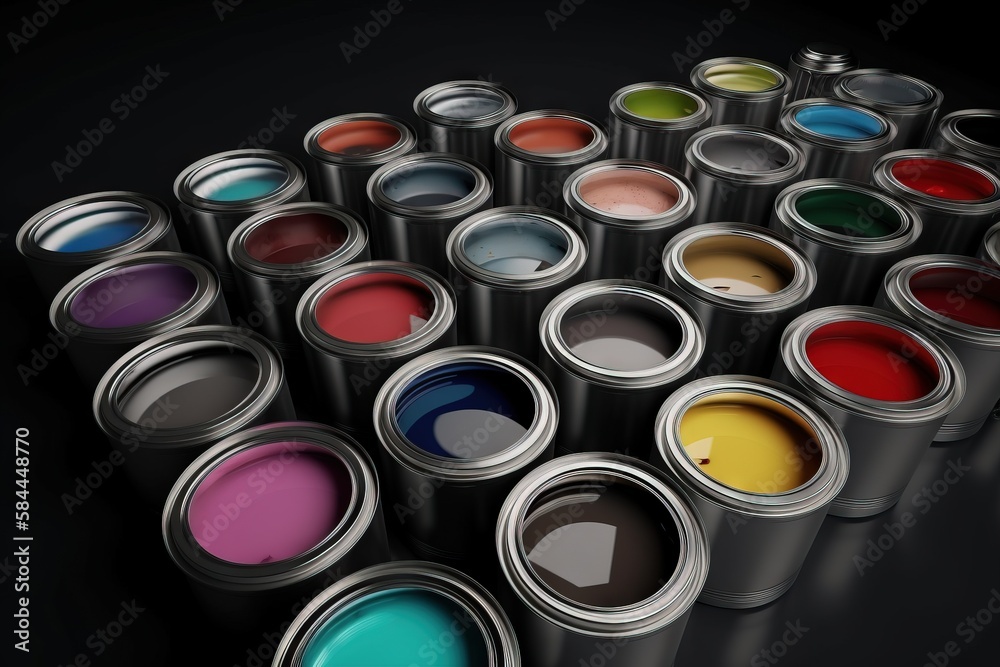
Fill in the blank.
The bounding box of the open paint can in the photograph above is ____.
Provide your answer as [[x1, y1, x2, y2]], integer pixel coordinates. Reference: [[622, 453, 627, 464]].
[[981, 221, 1000, 265], [690, 57, 791, 127], [832, 69, 943, 149], [930, 109, 1000, 173]]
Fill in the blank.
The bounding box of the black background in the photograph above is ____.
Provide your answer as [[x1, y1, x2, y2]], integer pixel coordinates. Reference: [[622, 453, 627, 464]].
[[2, 0, 999, 665]]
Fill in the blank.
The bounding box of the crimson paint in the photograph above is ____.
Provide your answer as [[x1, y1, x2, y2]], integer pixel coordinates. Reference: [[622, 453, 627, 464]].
[[315, 272, 435, 343]]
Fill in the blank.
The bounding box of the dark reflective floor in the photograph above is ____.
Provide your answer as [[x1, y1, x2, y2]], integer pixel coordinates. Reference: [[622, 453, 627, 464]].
[[2, 0, 999, 665]]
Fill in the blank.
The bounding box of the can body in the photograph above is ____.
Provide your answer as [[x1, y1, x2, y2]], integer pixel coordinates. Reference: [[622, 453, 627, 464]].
[[227, 202, 370, 358], [17, 191, 180, 301], [661, 223, 816, 377], [981, 221, 1000, 265], [770, 179, 921, 307], [296, 260, 458, 439], [832, 69, 943, 149], [367, 152, 493, 277], [563, 159, 697, 283], [494, 109, 609, 211], [877, 255, 1000, 441], [607, 82, 712, 171], [447, 207, 588, 360], [50, 251, 230, 388], [930, 109, 1000, 173], [538, 280, 705, 460], [413, 79, 518, 167], [778, 98, 897, 181], [685, 125, 806, 226], [653, 376, 849, 608], [773, 306, 964, 517], [496, 453, 710, 667], [787, 42, 858, 101], [303, 113, 417, 217], [690, 57, 791, 128], [871, 150, 1000, 256], [93, 325, 296, 505], [161, 422, 388, 628], [174, 150, 310, 292]]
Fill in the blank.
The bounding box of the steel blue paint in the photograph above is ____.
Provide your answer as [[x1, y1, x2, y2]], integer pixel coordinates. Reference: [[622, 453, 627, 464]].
[[462, 215, 569, 274], [36, 203, 149, 253], [794, 105, 883, 139], [394, 361, 535, 458], [380, 162, 477, 207]]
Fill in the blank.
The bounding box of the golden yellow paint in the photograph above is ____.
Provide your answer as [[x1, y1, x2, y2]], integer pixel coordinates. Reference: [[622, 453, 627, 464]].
[[704, 64, 780, 92], [679, 392, 821, 493], [682, 236, 793, 296]]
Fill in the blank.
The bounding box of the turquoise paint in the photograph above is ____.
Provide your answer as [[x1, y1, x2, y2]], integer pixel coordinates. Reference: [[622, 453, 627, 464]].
[[794, 105, 883, 140], [301, 588, 486, 667], [205, 173, 287, 202]]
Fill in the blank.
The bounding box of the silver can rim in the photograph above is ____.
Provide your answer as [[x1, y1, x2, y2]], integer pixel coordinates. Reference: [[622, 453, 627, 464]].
[[413, 79, 518, 129], [367, 152, 493, 219], [303, 112, 418, 166], [881, 254, 1000, 347], [773, 178, 921, 254], [495, 109, 609, 165], [296, 260, 457, 359], [93, 325, 285, 449], [563, 159, 698, 229], [934, 109, 1000, 162], [779, 97, 896, 152], [789, 43, 858, 74], [227, 202, 369, 279], [539, 279, 705, 389], [17, 191, 173, 265], [49, 251, 223, 343], [779, 305, 966, 421], [373, 345, 558, 482], [654, 375, 850, 517], [689, 56, 791, 102], [272, 560, 519, 667], [685, 125, 807, 184], [662, 222, 817, 312], [832, 68, 943, 115], [496, 452, 710, 636], [981, 221, 1000, 265], [446, 206, 588, 289], [161, 421, 380, 591], [173, 149, 308, 213], [608, 81, 712, 130], [872, 149, 1000, 213]]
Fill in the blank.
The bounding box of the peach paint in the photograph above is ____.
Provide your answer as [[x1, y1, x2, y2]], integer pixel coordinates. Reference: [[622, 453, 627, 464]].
[[578, 168, 679, 216]]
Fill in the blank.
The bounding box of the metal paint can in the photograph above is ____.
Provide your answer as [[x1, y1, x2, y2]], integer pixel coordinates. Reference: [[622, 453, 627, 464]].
[[787, 42, 858, 101], [689, 57, 791, 127], [832, 69, 943, 149], [930, 109, 1000, 173], [981, 221, 1000, 265]]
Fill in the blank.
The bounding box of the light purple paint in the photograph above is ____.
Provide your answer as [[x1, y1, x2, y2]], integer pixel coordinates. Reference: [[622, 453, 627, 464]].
[[70, 263, 198, 328]]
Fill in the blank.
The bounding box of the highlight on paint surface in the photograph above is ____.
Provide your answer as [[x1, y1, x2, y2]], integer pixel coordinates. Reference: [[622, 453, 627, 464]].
[[508, 117, 595, 154], [622, 88, 699, 120], [315, 272, 434, 343], [462, 215, 569, 274], [558, 293, 682, 371], [189, 157, 289, 202], [244, 212, 348, 264], [698, 133, 792, 172], [35, 201, 149, 253], [301, 588, 487, 667], [380, 161, 477, 207], [117, 346, 260, 429], [521, 481, 680, 607], [187, 442, 352, 564], [793, 189, 902, 239], [805, 320, 941, 400], [70, 263, 198, 328], [394, 361, 534, 459], [908, 267, 1000, 330], [793, 105, 883, 140], [577, 168, 680, 216], [425, 85, 506, 120], [890, 158, 996, 201], [682, 235, 794, 296], [703, 63, 780, 92], [679, 391, 822, 493], [317, 119, 403, 156]]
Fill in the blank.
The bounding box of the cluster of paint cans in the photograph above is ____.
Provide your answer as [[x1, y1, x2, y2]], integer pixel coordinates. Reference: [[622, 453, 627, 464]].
[[16, 41, 1000, 667]]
